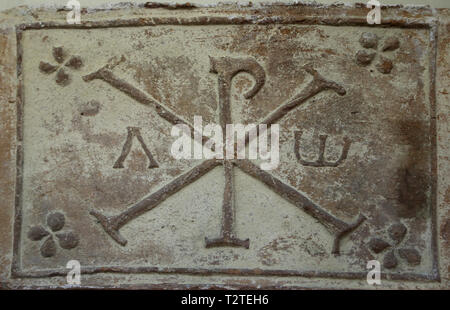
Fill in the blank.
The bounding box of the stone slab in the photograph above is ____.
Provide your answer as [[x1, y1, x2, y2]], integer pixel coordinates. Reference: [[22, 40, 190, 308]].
[[0, 3, 448, 289]]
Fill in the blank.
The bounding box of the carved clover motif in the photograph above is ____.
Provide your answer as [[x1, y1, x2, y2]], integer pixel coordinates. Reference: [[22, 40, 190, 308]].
[[39, 46, 83, 86], [355, 32, 400, 74], [28, 212, 79, 257], [368, 222, 421, 269]]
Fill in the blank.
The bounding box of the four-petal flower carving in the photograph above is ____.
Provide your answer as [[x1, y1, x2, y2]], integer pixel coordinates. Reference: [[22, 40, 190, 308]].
[[28, 212, 79, 258], [355, 32, 400, 74], [39, 46, 83, 86], [368, 223, 421, 269]]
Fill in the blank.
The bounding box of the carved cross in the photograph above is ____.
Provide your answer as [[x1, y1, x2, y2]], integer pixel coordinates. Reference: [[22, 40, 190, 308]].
[[83, 56, 366, 255]]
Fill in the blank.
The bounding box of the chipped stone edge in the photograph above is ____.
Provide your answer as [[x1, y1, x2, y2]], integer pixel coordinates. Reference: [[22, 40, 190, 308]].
[[0, 3, 448, 289]]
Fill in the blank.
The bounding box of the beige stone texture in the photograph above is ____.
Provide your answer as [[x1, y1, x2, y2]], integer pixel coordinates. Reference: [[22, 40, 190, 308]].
[[0, 3, 448, 289]]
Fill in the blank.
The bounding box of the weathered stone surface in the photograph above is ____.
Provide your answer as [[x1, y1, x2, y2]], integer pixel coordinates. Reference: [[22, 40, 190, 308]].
[[0, 3, 448, 289]]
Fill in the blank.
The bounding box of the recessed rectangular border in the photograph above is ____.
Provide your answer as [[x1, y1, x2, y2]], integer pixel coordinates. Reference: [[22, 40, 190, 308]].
[[10, 5, 440, 285]]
